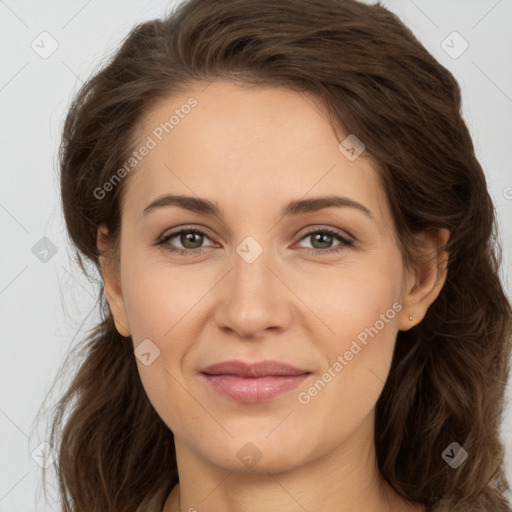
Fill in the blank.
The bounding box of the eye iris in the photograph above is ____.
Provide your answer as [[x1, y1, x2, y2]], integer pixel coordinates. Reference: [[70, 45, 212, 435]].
[[311, 232, 333, 249], [181, 231, 203, 249]]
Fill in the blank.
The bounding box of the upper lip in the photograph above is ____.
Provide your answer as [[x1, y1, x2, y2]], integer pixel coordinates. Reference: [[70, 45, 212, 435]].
[[201, 360, 310, 378]]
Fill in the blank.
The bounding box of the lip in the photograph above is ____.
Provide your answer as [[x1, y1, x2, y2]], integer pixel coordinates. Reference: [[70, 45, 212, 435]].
[[201, 360, 311, 403]]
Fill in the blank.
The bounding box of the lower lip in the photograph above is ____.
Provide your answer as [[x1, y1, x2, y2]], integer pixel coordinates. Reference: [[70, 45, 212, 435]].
[[202, 373, 309, 402]]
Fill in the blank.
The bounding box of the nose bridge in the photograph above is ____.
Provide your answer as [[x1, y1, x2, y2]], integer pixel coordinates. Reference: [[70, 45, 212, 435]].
[[233, 236, 272, 293], [231, 234, 278, 305], [214, 233, 291, 336]]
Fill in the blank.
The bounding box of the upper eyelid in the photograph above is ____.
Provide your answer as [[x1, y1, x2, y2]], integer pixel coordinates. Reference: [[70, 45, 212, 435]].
[[159, 225, 217, 243]]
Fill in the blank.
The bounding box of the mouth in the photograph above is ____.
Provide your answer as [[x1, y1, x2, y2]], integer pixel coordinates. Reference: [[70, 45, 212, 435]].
[[200, 360, 311, 403]]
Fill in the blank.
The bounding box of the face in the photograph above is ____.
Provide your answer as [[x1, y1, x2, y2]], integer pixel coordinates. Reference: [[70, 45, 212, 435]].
[[100, 80, 445, 474]]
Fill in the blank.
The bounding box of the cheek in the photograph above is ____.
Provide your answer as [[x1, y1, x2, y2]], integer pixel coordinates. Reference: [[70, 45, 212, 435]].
[[293, 294, 400, 456], [299, 253, 403, 408], [119, 254, 215, 429], [306, 252, 403, 349], [120, 250, 208, 342], [120, 262, 202, 432]]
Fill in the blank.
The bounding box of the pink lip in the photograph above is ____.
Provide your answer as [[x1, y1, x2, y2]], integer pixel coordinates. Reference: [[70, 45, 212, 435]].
[[201, 360, 311, 403]]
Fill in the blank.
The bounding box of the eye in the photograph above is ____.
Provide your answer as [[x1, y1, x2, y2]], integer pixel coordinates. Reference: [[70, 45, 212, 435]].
[[296, 227, 354, 255], [156, 227, 215, 256]]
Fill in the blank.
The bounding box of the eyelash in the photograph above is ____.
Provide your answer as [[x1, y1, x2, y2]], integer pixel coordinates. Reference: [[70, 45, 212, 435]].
[[156, 226, 354, 257]]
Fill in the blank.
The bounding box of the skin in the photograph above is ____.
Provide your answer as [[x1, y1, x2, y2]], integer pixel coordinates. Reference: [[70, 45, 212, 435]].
[[98, 80, 448, 512]]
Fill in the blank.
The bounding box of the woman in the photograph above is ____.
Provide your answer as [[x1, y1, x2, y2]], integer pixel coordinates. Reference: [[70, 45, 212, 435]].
[[43, 0, 512, 511]]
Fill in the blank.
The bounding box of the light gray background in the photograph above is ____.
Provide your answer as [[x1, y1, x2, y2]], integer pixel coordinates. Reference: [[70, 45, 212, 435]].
[[1, 0, 511, 510]]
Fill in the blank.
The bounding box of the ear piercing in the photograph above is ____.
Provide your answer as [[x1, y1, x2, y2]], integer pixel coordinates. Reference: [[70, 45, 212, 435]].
[[409, 315, 413, 321]]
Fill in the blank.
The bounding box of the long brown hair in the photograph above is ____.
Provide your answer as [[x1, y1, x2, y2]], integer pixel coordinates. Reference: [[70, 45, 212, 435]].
[[41, 0, 512, 510]]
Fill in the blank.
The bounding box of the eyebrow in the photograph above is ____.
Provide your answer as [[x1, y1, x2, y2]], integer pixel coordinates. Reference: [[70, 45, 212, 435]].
[[142, 194, 374, 221]]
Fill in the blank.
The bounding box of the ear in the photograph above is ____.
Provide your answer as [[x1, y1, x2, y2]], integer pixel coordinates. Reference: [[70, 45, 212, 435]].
[[398, 228, 450, 331], [97, 223, 131, 338]]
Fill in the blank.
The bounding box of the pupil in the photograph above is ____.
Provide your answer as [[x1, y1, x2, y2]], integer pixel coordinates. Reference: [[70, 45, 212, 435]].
[[182, 232, 202, 249], [313, 233, 332, 249]]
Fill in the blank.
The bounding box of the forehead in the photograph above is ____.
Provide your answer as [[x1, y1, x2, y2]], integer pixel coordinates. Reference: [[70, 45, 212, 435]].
[[122, 80, 390, 227]]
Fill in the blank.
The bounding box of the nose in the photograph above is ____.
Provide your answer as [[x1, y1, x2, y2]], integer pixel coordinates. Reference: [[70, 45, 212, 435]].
[[212, 243, 294, 340]]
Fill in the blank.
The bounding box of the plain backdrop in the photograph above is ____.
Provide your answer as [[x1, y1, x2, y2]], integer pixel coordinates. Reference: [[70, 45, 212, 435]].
[[1, 0, 511, 510]]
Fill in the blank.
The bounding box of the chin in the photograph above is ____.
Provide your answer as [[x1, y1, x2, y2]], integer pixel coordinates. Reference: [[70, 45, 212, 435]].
[[192, 432, 317, 475]]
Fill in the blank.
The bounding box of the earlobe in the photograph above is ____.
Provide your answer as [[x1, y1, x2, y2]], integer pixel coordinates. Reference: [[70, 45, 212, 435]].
[[97, 224, 131, 338], [398, 228, 450, 331]]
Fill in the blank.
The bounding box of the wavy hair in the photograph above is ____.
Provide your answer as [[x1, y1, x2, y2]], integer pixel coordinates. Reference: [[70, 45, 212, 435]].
[[41, 0, 512, 511]]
